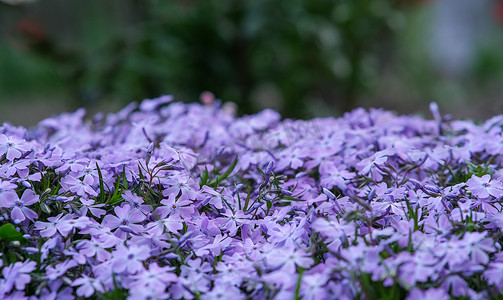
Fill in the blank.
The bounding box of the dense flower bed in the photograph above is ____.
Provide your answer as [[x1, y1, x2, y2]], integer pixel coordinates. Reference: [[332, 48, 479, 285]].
[[1, 97, 503, 299]]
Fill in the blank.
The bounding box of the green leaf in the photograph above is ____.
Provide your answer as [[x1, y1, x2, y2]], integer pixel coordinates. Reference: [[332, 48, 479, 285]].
[[0, 224, 26, 242], [282, 195, 305, 202], [200, 166, 209, 188], [122, 164, 128, 189], [96, 163, 106, 203], [208, 155, 238, 187], [108, 176, 122, 204], [243, 187, 252, 211], [294, 267, 305, 300]]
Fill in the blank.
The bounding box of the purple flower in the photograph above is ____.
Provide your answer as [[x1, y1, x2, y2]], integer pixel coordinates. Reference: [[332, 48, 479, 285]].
[[0, 260, 36, 293], [102, 204, 145, 238], [77, 239, 112, 262], [79, 198, 106, 218], [62, 175, 98, 197], [2, 189, 39, 222], [156, 193, 194, 219], [72, 275, 105, 298], [0, 159, 30, 177], [122, 190, 152, 215], [162, 179, 198, 202], [407, 288, 449, 300], [205, 282, 244, 300], [466, 174, 503, 199], [112, 244, 150, 274], [356, 148, 395, 181], [265, 247, 313, 273], [129, 262, 177, 292], [461, 232, 495, 265], [0, 134, 31, 161], [35, 213, 75, 237]]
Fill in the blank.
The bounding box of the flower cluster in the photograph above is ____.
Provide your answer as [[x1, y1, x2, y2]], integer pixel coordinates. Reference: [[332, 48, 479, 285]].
[[1, 96, 503, 299]]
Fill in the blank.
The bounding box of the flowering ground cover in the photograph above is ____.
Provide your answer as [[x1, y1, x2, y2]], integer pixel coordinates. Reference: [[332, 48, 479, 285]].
[[2, 97, 503, 299]]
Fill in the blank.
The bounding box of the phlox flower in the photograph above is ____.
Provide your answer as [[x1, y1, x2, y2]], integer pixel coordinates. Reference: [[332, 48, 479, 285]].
[[77, 238, 113, 262], [484, 261, 503, 290], [265, 247, 313, 273], [216, 210, 249, 236], [0, 134, 31, 161], [112, 244, 151, 274], [466, 174, 503, 199], [2, 189, 39, 222], [356, 148, 395, 181], [204, 282, 244, 300], [127, 285, 169, 300], [407, 288, 449, 300], [55, 157, 87, 173], [45, 260, 78, 280], [194, 234, 232, 257], [35, 213, 76, 237], [267, 219, 307, 247], [129, 262, 177, 293], [0, 180, 17, 195], [159, 143, 197, 170], [300, 273, 329, 300], [79, 198, 106, 218], [156, 193, 194, 219], [145, 211, 183, 235], [162, 178, 198, 202], [102, 204, 145, 238], [56, 215, 92, 236], [0, 159, 30, 177], [451, 200, 485, 222], [320, 164, 356, 191], [180, 258, 213, 281], [71, 275, 105, 298], [461, 232, 495, 265], [62, 175, 98, 197], [123, 190, 152, 215], [0, 260, 36, 293]]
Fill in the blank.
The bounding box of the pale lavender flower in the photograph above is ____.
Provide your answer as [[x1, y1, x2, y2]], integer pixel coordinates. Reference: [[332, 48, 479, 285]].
[[112, 244, 151, 274], [2, 189, 39, 222], [0, 260, 36, 293], [466, 174, 503, 199], [0, 134, 31, 161]]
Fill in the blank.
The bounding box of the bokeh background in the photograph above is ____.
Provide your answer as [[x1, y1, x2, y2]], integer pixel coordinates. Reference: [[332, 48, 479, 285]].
[[1, 0, 503, 126]]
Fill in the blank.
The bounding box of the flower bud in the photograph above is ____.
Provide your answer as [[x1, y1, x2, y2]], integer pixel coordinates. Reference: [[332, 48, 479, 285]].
[[323, 188, 336, 200]]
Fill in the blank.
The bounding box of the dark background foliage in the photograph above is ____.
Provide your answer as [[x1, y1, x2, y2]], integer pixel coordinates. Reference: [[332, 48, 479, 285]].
[[1, 0, 502, 126]]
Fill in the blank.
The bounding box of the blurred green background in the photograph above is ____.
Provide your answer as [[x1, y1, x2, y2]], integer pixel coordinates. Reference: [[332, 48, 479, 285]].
[[1, 0, 503, 126]]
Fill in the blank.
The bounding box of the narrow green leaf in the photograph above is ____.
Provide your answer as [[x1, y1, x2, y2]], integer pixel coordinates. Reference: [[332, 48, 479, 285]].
[[244, 187, 252, 211], [208, 155, 238, 187], [282, 195, 305, 202], [122, 164, 128, 189], [200, 166, 209, 188], [96, 163, 106, 203], [138, 165, 144, 181], [294, 267, 305, 300]]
